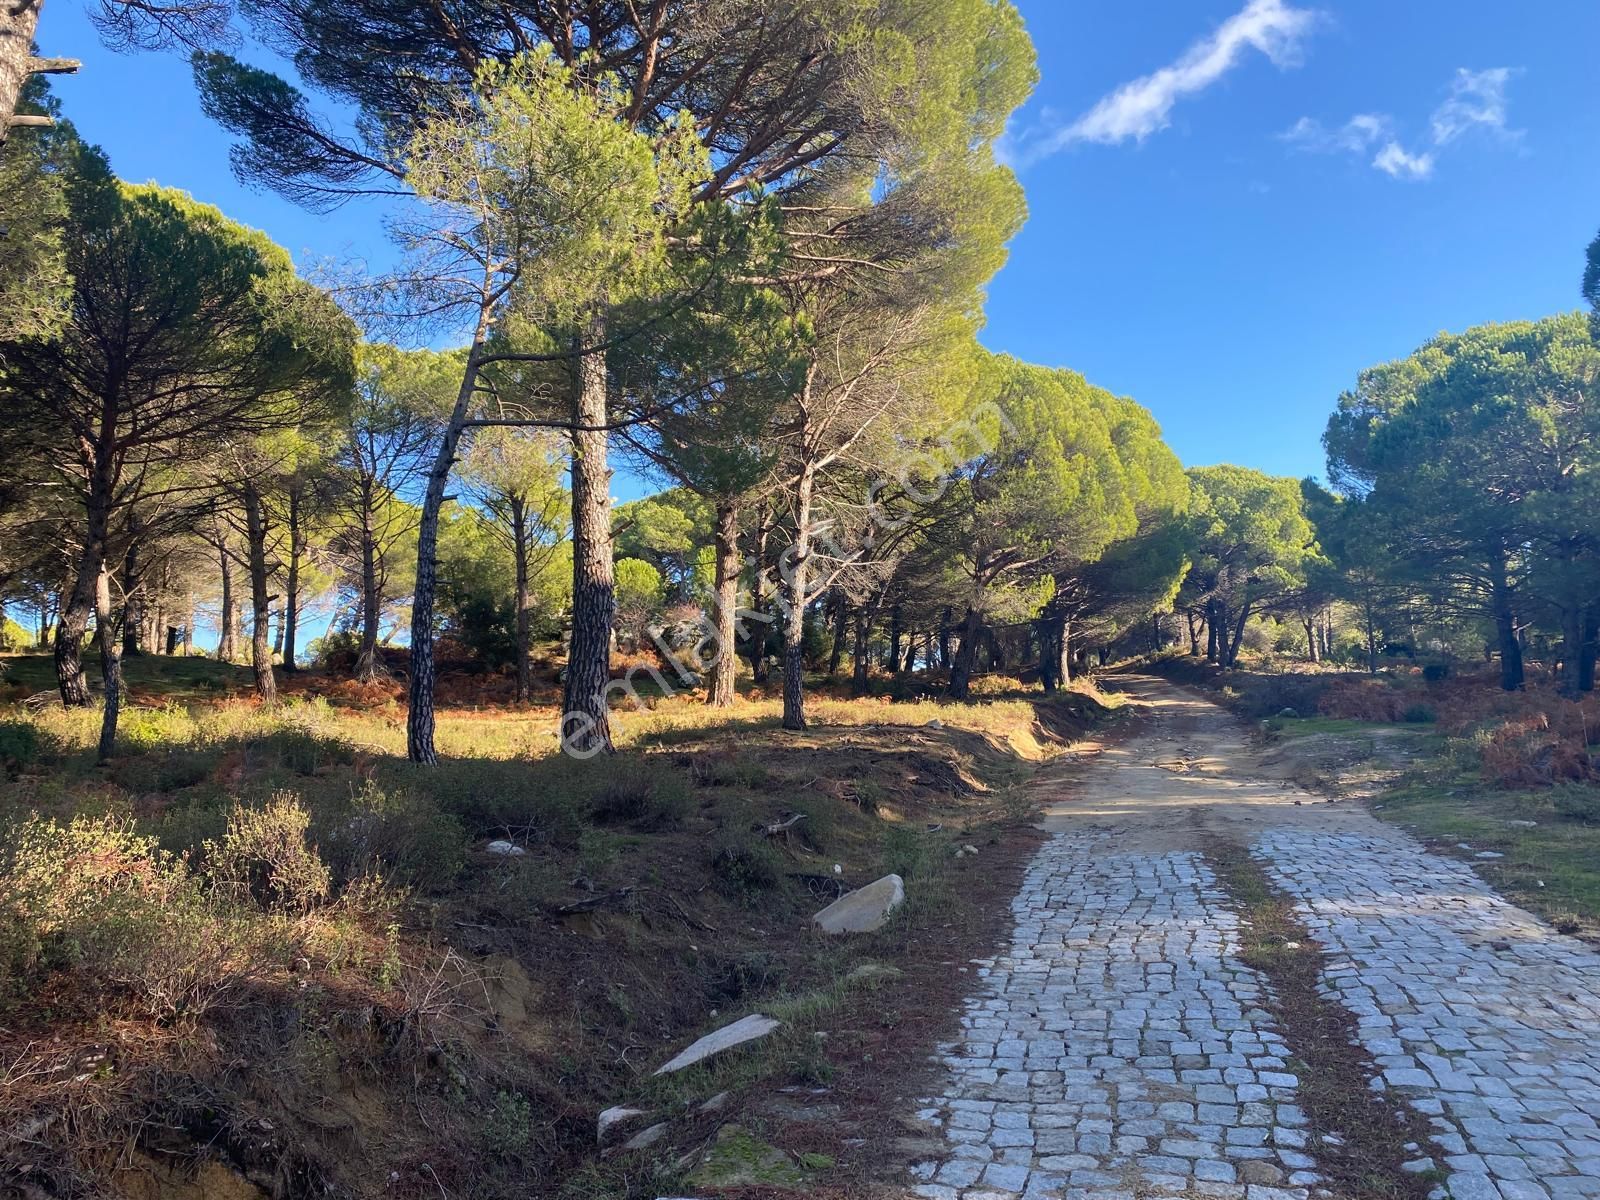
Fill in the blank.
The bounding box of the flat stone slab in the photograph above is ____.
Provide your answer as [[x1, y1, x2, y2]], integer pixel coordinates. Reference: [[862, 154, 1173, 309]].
[[653, 1013, 781, 1076], [813, 873, 905, 934]]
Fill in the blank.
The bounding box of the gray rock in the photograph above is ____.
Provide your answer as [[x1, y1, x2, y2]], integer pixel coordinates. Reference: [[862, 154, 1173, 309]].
[[813, 874, 905, 934], [621, 1123, 669, 1151], [485, 839, 525, 856], [653, 1014, 781, 1076], [599, 1106, 649, 1144]]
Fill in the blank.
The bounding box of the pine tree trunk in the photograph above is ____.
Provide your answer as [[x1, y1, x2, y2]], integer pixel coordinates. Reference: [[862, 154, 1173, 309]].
[[1037, 617, 1060, 693], [0, 0, 44, 146], [749, 510, 771, 685], [408, 330, 489, 764], [827, 588, 846, 675], [283, 487, 302, 673], [355, 487, 382, 681], [243, 483, 277, 705], [1205, 600, 1219, 663], [938, 607, 952, 668], [781, 461, 817, 731], [95, 565, 121, 762], [1227, 602, 1251, 668], [513, 495, 531, 705], [947, 606, 983, 700], [886, 603, 902, 673], [1304, 619, 1319, 664], [851, 605, 870, 695], [707, 497, 739, 707], [1490, 559, 1523, 691], [120, 520, 145, 657], [217, 536, 237, 663], [1580, 606, 1599, 693], [562, 313, 616, 755]]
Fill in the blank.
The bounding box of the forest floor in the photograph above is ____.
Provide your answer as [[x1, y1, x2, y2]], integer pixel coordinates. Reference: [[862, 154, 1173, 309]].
[[0, 651, 1121, 1200], [912, 674, 1600, 1200]]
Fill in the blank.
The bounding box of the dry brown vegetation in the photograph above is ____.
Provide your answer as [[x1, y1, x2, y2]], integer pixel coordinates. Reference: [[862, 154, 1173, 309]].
[[0, 653, 1115, 1200]]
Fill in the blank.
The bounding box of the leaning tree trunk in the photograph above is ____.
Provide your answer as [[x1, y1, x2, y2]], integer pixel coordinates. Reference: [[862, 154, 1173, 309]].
[[947, 606, 984, 700], [562, 314, 616, 756], [781, 462, 817, 731], [282, 486, 302, 672], [242, 484, 276, 704], [408, 334, 487, 764], [94, 565, 121, 761], [707, 497, 740, 707], [1226, 602, 1251, 668], [512, 495, 532, 705]]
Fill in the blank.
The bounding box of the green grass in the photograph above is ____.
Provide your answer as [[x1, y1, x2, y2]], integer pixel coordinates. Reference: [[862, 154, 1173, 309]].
[[1, 651, 253, 700], [1266, 715, 1433, 739], [1377, 774, 1600, 933]]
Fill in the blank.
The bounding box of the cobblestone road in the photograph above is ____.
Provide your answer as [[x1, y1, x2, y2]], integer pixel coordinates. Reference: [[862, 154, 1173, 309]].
[[909, 677, 1600, 1200]]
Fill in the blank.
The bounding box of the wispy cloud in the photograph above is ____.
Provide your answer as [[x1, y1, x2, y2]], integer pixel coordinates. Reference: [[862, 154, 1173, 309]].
[[1372, 142, 1434, 181], [1281, 66, 1517, 182], [1000, 0, 1321, 168], [1431, 67, 1517, 144]]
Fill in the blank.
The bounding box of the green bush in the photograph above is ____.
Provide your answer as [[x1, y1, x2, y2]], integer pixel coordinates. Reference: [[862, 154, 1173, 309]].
[[1402, 704, 1438, 724], [710, 837, 781, 901], [0, 813, 246, 1020], [1552, 783, 1600, 825], [326, 780, 466, 893], [0, 720, 44, 777], [398, 759, 584, 847], [205, 793, 331, 913], [589, 761, 691, 831]]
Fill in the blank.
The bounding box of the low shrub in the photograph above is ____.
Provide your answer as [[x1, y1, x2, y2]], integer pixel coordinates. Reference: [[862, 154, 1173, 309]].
[[0, 720, 45, 777], [709, 837, 781, 901], [0, 813, 252, 1020], [1319, 678, 1405, 722], [1551, 782, 1600, 824], [1402, 704, 1437, 724], [325, 781, 466, 893], [589, 761, 691, 831], [205, 793, 331, 913], [1479, 710, 1597, 788]]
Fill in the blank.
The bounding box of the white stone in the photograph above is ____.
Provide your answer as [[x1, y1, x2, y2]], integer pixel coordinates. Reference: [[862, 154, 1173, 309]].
[[653, 1014, 781, 1075], [813, 874, 906, 934], [485, 839, 525, 856]]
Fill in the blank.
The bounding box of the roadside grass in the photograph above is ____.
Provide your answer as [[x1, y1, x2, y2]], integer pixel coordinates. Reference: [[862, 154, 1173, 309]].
[[1377, 773, 1600, 935], [0, 651, 1105, 1200]]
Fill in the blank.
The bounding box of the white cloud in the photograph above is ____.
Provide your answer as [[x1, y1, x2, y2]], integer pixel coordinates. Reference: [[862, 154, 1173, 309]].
[[1431, 67, 1517, 145], [1281, 112, 1391, 153], [1372, 141, 1434, 181], [1279, 65, 1516, 182], [999, 0, 1321, 167]]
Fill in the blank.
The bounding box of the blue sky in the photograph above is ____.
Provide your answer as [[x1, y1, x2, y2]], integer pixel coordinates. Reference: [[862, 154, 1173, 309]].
[[32, 0, 1600, 488]]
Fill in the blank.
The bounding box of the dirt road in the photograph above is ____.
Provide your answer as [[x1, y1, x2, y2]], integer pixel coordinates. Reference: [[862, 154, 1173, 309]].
[[908, 675, 1600, 1200]]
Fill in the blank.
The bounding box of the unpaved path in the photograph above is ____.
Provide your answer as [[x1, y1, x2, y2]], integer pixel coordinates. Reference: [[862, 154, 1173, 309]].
[[908, 676, 1600, 1200]]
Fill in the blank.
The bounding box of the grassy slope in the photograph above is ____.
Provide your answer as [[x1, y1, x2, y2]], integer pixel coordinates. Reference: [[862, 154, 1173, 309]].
[[0, 653, 1117, 1200]]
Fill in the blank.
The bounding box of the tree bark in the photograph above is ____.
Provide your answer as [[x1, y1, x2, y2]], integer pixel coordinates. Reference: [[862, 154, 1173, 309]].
[[1037, 616, 1061, 693], [95, 565, 121, 762], [947, 606, 983, 700], [1303, 619, 1319, 664], [512, 494, 532, 704], [0, 1, 44, 147], [282, 485, 303, 673], [561, 314, 616, 755], [780, 460, 817, 731], [886, 602, 902, 674], [1205, 600, 1219, 663], [1490, 558, 1523, 691], [243, 482, 277, 705], [354, 481, 382, 681], [827, 587, 846, 675], [1580, 606, 1599, 694], [120, 518, 145, 657], [707, 497, 739, 707], [55, 452, 116, 706], [938, 606, 952, 669], [748, 510, 771, 686], [1226, 601, 1251, 668], [1560, 606, 1583, 699], [851, 604, 870, 695], [217, 533, 237, 663]]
